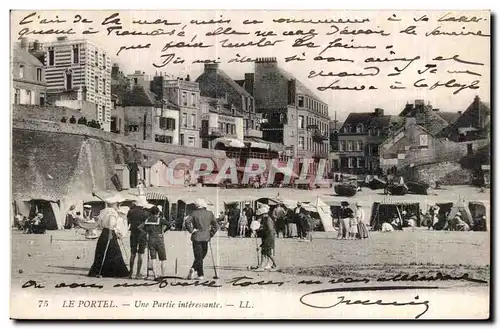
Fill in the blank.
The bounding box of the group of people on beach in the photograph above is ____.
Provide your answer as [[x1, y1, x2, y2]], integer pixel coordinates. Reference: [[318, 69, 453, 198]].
[[85, 194, 222, 281], [336, 201, 369, 240], [221, 201, 313, 241]]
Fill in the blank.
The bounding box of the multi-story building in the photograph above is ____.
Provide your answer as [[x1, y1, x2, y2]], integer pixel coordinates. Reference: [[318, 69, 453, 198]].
[[338, 108, 403, 174], [196, 64, 260, 147], [162, 76, 201, 148], [114, 72, 180, 145], [12, 38, 46, 105], [199, 96, 244, 149], [329, 119, 343, 172], [249, 57, 330, 173], [43, 36, 112, 131]]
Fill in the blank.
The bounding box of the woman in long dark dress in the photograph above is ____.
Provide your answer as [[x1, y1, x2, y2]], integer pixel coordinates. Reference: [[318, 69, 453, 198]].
[[88, 196, 129, 278]]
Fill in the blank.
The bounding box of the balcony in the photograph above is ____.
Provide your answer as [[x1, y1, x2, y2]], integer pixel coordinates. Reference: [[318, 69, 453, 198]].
[[313, 130, 329, 143], [200, 128, 224, 140], [314, 150, 330, 158], [244, 128, 263, 139]]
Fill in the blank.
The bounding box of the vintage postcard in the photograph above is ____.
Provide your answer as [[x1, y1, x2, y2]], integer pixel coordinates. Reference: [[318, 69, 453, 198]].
[[10, 9, 491, 320]]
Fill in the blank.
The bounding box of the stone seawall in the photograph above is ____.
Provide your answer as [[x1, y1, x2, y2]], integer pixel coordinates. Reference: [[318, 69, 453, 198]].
[[13, 118, 227, 160]]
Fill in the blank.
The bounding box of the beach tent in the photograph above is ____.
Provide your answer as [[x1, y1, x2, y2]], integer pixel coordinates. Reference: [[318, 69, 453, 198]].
[[13, 199, 62, 230], [447, 200, 473, 226], [370, 202, 421, 231], [308, 197, 335, 232], [177, 197, 214, 230]]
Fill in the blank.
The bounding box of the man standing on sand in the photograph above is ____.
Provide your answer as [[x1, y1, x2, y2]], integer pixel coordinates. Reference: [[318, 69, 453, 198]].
[[185, 199, 219, 280], [272, 202, 287, 238], [243, 202, 254, 237], [127, 196, 152, 279]]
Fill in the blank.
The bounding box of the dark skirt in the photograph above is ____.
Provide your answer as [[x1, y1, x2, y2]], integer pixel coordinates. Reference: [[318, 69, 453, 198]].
[[88, 228, 129, 278], [357, 222, 369, 239], [260, 237, 275, 256]]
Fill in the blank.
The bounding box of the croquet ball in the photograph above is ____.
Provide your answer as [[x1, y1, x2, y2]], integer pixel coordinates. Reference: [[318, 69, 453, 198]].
[[18, 270, 23, 274]]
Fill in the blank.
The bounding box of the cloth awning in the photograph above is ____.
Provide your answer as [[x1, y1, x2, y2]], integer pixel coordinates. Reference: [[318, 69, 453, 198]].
[[213, 137, 245, 148], [92, 190, 138, 202], [145, 192, 170, 201]]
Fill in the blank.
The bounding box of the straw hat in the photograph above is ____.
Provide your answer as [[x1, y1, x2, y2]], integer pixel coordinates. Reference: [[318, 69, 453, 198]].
[[256, 205, 269, 216], [135, 195, 153, 209], [83, 205, 92, 209], [195, 198, 208, 209], [104, 195, 123, 205]]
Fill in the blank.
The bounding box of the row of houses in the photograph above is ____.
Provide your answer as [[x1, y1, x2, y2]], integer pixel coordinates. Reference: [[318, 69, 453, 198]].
[[13, 38, 332, 175]]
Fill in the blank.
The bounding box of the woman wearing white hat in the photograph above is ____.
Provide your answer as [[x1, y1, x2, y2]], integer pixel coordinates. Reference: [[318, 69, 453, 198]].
[[88, 195, 129, 278], [355, 202, 369, 239]]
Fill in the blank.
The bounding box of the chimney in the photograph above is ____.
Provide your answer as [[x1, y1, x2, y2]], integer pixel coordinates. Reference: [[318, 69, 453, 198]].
[[458, 111, 462, 115], [186, 74, 190, 81], [474, 95, 480, 108], [415, 99, 425, 106], [111, 64, 120, 78], [20, 37, 28, 50], [204, 63, 219, 72], [33, 40, 40, 51], [255, 57, 278, 65], [244, 73, 254, 96], [288, 78, 296, 106], [374, 108, 384, 116]]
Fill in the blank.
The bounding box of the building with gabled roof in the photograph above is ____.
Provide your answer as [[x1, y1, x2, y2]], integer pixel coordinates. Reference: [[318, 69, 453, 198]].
[[439, 96, 490, 142]]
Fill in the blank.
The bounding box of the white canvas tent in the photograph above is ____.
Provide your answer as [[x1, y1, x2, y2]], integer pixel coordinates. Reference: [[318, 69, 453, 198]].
[[313, 197, 335, 232]]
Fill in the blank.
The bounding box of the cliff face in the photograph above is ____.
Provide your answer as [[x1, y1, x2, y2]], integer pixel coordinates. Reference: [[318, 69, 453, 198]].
[[12, 119, 227, 202]]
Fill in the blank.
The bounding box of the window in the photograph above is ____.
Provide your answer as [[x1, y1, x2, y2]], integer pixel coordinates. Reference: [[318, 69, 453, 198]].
[[182, 92, 187, 106], [339, 140, 345, 152], [298, 115, 304, 129], [182, 113, 187, 127], [36, 68, 42, 81], [25, 90, 32, 104], [167, 118, 175, 130], [191, 114, 196, 128], [467, 143, 473, 155], [348, 157, 354, 168], [347, 141, 354, 151], [159, 117, 168, 129], [102, 79, 106, 94], [134, 78, 138, 84], [368, 129, 372, 136], [342, 125, 350, 133], [14, 89, 20, 104], [40, 94, 45, 106], [48, 49, 54, 66], [356, 124, 363, 133], [219, 122, 224, 131], [19, 65, 24, 78], [298, 96, 304, 107], [180, 134, 185, 145], [94, 75, 98, 92], [375, 128, 381, 136], [419, 134, 428, 147], [128, 125, 139, 132], [356, 141, 363, 151], [95, 51, 98, 66], [155, 135, 173, 144], [102, 53, 106, 69], [367, 144, 372, 156], [73, 46, 79, 64], [191, 92, 196, 106]]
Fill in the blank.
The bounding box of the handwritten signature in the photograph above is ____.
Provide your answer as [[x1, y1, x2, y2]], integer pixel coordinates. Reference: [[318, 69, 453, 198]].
[[299, 286, 436, 319]]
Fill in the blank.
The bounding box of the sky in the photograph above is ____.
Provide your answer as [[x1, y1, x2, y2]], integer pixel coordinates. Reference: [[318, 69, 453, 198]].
[[10, 10, 491, 121]]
